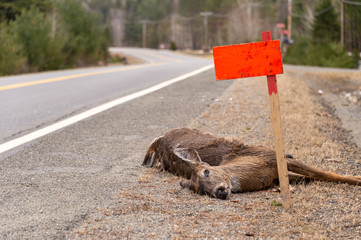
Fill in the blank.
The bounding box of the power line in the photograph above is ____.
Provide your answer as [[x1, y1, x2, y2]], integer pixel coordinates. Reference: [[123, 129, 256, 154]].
[[314, 5, 334, 16], [291, 5, 334, 18], [291, 1, 360, 19], [341, 0, 361, 6]]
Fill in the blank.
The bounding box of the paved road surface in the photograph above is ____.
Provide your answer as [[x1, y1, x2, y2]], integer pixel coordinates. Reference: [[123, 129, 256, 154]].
[[0, 48, 212, 146]]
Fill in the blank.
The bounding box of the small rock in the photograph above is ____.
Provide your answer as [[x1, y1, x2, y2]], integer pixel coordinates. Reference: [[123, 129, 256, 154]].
[[346, 95, 358, 104]]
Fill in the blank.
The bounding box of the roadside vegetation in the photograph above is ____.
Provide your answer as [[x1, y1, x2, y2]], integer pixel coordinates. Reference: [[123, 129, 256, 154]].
[[0, 0, 360, 76], [284, 0, 360, 68], [88, 0, 360, 69], [0, 0, 110, 76]]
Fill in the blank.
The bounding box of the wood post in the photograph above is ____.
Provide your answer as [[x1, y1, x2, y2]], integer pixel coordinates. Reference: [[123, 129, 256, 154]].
[[262, 31, 291, 209]]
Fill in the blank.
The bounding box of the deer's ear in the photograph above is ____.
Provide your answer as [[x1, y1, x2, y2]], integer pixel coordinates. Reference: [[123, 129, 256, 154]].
[[173, 148, 205, 165]]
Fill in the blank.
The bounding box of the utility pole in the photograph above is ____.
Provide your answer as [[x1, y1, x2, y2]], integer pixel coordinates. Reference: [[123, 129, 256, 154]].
[[140, 20, 148, 48], [287, 0, 292, 40], [200, 12, 213, 52], [171, 0, 179, 44], [341, 0, 344, 46]]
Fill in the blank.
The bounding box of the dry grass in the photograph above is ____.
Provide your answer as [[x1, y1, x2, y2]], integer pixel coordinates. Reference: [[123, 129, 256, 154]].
[[72, 69, 360, 239], [188, 71, 360, 239], [303, 71, 361, 83]]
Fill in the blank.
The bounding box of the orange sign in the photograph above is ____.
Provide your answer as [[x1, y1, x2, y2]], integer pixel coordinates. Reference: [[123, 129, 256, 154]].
[[213, 40, 283, 80], [212, 31, 291, 208]]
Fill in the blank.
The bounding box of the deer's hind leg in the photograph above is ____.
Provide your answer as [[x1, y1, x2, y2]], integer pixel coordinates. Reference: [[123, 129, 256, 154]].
[[288, 172, 312, 184]]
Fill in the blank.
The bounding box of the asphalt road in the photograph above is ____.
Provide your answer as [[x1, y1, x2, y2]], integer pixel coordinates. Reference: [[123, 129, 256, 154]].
[[0, 48, 212, 146], [0, 49, 232, 239]]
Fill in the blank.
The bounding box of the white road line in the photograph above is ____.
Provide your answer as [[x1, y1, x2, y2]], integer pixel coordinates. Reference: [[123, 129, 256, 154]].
[[0, 64, 214, 154]]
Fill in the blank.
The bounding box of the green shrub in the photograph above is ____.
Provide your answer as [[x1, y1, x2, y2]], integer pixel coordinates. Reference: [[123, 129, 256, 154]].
[[6, 0, 110, 72], [10, 7, 65, 71], [284, 38, 355, 69], [0, 23, 23, 75], [55, 0, 108, 67], [315, 42, 355, 68], [0, 0, 109, 75], [312, 0, 340, 43], [170, 41, 177, 51], [283, 37, 310, 66]]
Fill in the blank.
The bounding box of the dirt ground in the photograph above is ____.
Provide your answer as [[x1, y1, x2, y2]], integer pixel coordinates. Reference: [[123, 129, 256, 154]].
[[72, 66, 361, 239]]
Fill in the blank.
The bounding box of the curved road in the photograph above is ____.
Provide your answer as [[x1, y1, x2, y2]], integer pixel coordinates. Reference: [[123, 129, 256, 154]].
[[0, 48, 212, 147]]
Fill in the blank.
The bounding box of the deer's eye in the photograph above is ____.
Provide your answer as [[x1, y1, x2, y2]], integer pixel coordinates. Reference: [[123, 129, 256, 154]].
[[204, 170, 210, 177]]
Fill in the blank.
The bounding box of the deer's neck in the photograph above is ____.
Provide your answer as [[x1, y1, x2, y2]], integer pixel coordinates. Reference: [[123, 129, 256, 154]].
[[220, 166, 241, 192], [230, 175, 241, 192]]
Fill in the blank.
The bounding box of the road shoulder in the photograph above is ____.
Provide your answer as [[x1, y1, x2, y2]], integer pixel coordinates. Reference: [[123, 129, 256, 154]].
[[72, 66, 360, 239]]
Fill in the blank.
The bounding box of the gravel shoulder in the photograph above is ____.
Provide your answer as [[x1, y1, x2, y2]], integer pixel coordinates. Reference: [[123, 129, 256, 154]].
[[72, 66, 360, 239]]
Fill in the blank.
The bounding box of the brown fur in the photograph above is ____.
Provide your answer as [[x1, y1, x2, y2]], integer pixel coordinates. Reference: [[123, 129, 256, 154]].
[[143, 128, 361, 199]]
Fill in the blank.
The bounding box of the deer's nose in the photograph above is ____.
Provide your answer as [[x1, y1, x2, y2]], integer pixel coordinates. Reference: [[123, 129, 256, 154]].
[[215, 186, 229, 200]]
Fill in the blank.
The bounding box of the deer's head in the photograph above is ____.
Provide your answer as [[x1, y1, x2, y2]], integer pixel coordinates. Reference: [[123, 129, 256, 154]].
[[173, 148, 231, 200]]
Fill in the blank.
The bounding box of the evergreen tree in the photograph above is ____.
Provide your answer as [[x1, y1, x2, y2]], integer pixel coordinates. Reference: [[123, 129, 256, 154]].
[[0, 0, 51, 23], [0, 0, 110, 74], [312, 0, 340, 43], [344, 0, 361, 53], [10, 7, 65, 71], [0, 22, 23, 75]]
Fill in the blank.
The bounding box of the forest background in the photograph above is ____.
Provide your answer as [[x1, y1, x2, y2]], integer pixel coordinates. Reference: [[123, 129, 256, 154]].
[[0, 0, 360, 76]]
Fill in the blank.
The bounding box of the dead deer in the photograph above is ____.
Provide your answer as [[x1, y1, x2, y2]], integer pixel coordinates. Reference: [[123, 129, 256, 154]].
[[143, 128, 361, 199]]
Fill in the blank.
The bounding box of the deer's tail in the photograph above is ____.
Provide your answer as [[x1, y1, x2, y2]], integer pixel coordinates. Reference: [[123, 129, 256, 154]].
[[142, 136, 162, 167], [287, 159, 361, 186]]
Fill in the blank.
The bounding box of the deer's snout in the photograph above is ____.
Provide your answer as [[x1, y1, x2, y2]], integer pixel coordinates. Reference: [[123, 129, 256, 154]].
[[215, 186, 230, 200]]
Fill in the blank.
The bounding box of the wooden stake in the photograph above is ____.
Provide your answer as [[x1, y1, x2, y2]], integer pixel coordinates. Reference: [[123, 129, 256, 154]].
[[262, 32, 291, 209], [213, 31, 290, 208]]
